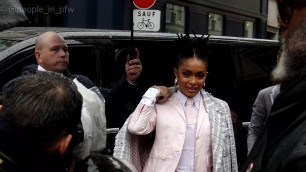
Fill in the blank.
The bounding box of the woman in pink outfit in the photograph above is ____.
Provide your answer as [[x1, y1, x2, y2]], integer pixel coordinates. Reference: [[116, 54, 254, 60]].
[[114, 35, 238, 172]]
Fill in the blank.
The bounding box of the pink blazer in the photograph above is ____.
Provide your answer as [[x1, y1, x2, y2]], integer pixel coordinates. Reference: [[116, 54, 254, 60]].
[[127, 91, 238, 172]]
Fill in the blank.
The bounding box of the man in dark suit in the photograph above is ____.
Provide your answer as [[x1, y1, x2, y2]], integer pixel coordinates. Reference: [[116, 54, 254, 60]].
[[241, 0, 306, 171]]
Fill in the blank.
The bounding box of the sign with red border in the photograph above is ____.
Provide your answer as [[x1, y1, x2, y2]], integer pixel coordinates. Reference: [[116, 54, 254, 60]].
[[133, 0, 156, 10]]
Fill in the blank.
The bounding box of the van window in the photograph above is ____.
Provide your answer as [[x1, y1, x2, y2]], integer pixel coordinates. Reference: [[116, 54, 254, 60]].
[[205, 44, 237, 96], [0, 48, 36, 89], [235, 45, 279, 121], [67, 39, 116, 88], [68, 45, 99, 86]]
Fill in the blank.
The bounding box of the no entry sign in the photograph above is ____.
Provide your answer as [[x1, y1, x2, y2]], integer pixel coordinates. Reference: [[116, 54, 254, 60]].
[[133, 0, 156, 9]]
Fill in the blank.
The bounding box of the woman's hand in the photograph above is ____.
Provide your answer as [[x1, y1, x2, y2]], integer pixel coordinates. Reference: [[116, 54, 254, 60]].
[[152, 86, 171, 103]]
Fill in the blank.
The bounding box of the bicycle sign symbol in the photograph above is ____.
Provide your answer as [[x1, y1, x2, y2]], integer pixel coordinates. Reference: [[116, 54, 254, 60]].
[[137, 18, 155, 29], [133, 9, 160, 31]]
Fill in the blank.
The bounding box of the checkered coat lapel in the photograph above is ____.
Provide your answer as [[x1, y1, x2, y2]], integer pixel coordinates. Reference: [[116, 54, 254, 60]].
[[201, 90, 238, 172]]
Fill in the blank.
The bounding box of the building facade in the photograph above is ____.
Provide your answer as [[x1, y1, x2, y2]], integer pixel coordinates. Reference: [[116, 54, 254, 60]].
[[20, 0, 269, 38], [267, 0, 280, 40]]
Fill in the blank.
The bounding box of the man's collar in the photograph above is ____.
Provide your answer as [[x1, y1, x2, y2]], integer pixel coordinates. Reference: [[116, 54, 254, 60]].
[[37, 65, 47, 72], [37, 65, 64, 76]]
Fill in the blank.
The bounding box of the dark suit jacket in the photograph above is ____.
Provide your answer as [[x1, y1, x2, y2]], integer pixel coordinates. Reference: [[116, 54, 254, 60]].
[[247, 85, 280, 153]]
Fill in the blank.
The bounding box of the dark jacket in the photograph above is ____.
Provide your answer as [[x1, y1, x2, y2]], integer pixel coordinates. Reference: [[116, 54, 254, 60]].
[[240, 75, 306, 172], [0, 116, 21, 172], [247, 85, 280, 154], [0, 115, 72, 172]]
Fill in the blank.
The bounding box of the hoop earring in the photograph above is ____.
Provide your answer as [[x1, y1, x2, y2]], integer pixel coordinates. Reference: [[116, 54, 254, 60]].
[[203, 83, 206, 89], [174, 78, 178, 87]]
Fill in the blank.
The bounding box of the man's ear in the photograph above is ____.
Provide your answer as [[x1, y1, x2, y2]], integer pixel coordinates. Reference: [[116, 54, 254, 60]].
[[58, 134, 73, 155], [34, 50, 42, 64]]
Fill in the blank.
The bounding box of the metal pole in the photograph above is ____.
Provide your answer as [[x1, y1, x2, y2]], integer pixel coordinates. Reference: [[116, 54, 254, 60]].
[[130, 0, 134, 43], [129, 0, 135, 59]]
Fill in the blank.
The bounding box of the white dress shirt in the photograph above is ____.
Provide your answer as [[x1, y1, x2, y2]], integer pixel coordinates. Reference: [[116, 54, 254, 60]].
[[176, 91, 201, 172]]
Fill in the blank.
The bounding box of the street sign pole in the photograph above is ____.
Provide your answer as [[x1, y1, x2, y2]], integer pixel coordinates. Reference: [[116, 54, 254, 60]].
[[130, 0, 134, 43], [129, 0, 135, 59]]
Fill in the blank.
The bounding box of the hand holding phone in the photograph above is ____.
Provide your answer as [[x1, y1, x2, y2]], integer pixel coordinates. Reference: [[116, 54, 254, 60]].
[[128, 46, 137, 60], [125, 47, 142, 84]]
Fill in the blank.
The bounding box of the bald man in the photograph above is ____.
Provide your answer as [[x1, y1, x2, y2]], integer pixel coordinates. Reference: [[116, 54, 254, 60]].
[[34, 31, 70, 74], [4, 31, 144, 158]]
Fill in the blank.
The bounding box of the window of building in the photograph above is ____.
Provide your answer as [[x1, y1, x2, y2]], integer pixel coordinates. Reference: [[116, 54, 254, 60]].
[[244, 21, 254, 38], [208, 13, 223, 36], [165, 3, 185, 33]]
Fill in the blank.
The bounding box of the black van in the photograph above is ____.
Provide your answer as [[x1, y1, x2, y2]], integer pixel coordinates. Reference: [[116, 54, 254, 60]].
[[0, 27, 279, 122]]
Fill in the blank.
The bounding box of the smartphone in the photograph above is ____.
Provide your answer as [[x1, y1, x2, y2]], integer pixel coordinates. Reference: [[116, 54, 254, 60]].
[[115, 47, 135, 61], [128, 46, 136, 60]]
